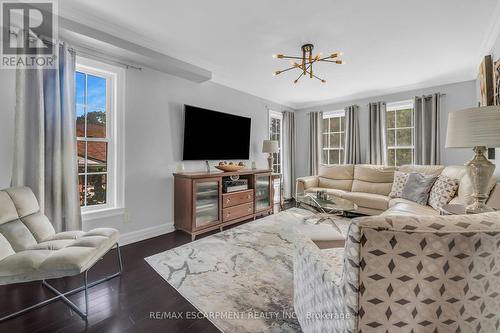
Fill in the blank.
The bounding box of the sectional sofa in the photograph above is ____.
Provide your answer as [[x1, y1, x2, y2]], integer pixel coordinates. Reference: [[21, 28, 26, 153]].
[[295, 164, 500, 215]]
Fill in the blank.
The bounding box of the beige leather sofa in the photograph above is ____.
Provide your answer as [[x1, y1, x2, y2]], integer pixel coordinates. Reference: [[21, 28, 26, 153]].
[[296, 164, 500, 216], [0, 187, 122, 321]]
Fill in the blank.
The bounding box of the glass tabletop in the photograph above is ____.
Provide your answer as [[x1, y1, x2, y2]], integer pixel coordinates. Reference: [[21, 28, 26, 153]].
[[296, 191, 357, 213]]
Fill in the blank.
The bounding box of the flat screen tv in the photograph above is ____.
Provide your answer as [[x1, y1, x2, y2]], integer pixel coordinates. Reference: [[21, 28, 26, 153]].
[[182, 105, 251, 160]]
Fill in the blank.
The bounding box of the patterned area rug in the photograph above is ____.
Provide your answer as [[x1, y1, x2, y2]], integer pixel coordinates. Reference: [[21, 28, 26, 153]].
[[145, 208, 351, 333]]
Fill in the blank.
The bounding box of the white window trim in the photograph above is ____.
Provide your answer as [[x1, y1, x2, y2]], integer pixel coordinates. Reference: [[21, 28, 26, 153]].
[[321, 110, 345, 165], [268, 110, 283, 174], [386, 100, 415, 166], [76, 56, 125, 218]]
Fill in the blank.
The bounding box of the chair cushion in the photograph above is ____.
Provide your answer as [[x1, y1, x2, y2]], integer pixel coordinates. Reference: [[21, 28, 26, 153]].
[[398, 164, 445, 176], [318, 165, 354, 191], [0, 227, 119, 285], [342, 192, 390, 211]]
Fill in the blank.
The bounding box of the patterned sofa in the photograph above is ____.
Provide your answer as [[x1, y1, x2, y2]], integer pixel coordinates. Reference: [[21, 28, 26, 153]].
[[296, 164, 500, 216], [294, 211, 500, 333]]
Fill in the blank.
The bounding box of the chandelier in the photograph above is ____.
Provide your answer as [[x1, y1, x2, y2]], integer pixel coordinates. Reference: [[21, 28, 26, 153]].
[[272, 44, 344, 84]]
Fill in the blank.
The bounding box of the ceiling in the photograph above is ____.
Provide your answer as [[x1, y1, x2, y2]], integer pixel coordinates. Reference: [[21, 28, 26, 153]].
[[60, 0, 500, 109]]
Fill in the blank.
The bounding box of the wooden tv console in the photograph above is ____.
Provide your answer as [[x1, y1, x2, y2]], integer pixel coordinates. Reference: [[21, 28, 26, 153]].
[[173, 169, 273, 240]]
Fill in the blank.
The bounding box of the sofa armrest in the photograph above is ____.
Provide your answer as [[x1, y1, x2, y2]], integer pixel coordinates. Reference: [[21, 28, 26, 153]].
[[487, 183, 500, 210], [295, 176, 319, 195], [293, 232, 358, 333]]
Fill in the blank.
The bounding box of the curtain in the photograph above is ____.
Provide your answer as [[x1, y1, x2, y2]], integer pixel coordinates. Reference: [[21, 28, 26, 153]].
[[414, 94, 441, 165], [282, 111, 295, 199], [344, 105, 361, 164], [308, 111, 322, 175], [12, 42, 82, 232], [367, 102, 387, 165]]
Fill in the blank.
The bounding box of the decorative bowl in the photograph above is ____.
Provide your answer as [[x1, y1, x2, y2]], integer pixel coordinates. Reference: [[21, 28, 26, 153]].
[[215, 165, 245, 172]]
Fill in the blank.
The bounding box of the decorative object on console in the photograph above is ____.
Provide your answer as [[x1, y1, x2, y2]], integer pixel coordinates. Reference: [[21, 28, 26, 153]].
[[401, 173, 438, 205], [215, 161, 245, 172], [479, 55, 494, 106], [389, 171, 409, 198], [262, 140, 279, 170], [446, 106, 500, 213], [272, 44, 344, 84], [428, 175, 460, 210]]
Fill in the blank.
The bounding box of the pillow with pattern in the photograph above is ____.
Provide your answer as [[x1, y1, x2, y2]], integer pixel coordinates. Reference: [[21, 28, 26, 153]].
[[389, 171, 409, 198], [428, 175, 460, 210]]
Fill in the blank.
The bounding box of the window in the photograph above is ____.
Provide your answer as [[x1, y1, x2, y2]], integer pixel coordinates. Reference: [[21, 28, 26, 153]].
[[269, 111, 283, 174], [76, 59, 122, 211], [386, 100, 414, 166], [321, 110, 345, 165]]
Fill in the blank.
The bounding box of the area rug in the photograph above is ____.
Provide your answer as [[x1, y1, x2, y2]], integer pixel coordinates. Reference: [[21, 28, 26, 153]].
[[145, 208, 351, 333]]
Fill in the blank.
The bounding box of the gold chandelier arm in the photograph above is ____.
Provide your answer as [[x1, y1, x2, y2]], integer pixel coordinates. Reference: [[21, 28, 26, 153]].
[[304, 68, 326, 83], [317, 59, 344, 64], [277, 55, 304, 60], [274, 65, 299, 75], [293, 62, 314, 83]]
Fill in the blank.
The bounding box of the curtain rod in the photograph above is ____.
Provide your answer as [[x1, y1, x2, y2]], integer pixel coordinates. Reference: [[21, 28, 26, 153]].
[[9, 30, 142, 71]]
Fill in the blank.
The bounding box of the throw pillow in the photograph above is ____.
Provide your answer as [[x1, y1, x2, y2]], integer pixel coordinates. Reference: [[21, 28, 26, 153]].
[[401, 173, 438, 205], [428, 175, 460, 210], [389, 171, 409, 198]]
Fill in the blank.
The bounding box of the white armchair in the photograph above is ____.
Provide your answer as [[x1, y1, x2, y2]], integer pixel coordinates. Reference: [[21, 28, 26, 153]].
[[0, 187, 122, 321]]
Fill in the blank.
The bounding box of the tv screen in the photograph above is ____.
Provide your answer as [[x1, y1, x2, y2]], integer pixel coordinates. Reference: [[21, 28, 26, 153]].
[[182, 105, 251, 160]]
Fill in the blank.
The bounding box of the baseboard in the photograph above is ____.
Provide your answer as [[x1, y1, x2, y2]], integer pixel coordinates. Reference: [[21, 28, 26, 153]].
[[119, 223, 175, 246]]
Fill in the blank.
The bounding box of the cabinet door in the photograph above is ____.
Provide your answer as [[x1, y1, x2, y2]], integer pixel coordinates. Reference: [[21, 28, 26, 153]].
[[193, 178, 221, 230], [255, 173, 272, 212]]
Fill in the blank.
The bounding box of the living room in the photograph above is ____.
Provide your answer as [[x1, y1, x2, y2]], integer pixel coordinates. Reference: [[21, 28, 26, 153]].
[[1, 1, 500, 332]]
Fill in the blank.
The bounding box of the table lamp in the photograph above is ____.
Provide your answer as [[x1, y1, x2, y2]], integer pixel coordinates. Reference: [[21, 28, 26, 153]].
[[262, 140, 279, 170], [446, 106, 500, 213]]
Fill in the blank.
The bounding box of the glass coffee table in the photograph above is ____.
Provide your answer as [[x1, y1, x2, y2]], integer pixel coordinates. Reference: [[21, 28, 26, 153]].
[[296, 191, 358, 225]]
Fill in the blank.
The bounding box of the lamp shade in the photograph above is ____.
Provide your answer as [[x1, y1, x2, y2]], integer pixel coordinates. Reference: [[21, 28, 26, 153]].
[[446, 106, 500, 148], [262, 140, 279, 153]]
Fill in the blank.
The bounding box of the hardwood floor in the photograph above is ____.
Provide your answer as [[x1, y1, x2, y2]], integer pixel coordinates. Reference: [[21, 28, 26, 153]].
[[0, 202, 294, 333]]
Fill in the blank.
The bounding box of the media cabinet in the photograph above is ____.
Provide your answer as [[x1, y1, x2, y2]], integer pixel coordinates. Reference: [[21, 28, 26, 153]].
[[173, 169, 273, 240]]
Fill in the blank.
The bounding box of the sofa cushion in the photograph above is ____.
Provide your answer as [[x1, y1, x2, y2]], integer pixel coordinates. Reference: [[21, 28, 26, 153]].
[[383, 200, 439, 216], [318, 165, 354, 191], [428, 175, 460, 210], [351, 165, 395, 196], [401, 173, 438, 205], [389, 171, 409, 198], [398, 164, 445, 176], [342, 192, 390, 211], [457, 173, 497, 205]]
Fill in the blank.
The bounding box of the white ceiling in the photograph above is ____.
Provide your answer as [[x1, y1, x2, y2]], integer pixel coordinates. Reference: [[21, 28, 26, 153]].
[[60, 0, 500, 109]]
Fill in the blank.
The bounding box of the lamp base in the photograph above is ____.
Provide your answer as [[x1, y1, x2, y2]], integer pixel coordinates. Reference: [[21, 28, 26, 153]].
[[267, 155, 274, 171], [465, 146, 496, 214]]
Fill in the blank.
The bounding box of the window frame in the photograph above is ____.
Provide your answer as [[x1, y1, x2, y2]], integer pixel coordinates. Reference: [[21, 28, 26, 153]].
[[76, 57, 124, 215], [268, 110, 283, 174], [386, 100, 415, 167], [321, 110, 345, 165]]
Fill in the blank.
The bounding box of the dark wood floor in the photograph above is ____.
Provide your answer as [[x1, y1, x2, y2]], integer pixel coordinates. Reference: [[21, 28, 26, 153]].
[[0, 203, 293, 333]]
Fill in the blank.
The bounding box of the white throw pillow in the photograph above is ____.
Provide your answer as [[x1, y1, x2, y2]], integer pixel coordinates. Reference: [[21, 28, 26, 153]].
[[428, 175, 460, 210], [389, 171, 409, 198]]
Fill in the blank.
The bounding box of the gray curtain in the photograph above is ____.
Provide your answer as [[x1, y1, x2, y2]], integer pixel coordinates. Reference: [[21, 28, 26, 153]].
[[12, 42, 82, 232], [344, 105, 361, 164], [308, 111, 322, 175], [367, 102, 387, 165], [414, 94, 441, 165], [282, 111, 295, 199]]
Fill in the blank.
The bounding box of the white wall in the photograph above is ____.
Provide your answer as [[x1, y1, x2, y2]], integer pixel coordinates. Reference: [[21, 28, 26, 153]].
[[0, 65, 290, 237], [294, 80, 477, 178]]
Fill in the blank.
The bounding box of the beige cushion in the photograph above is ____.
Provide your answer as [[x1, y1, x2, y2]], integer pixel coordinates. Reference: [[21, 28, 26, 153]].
[[388, 171, 409, 198], [487, 184, 500, 210], [457, 173, 497, 205], [318, 165, 354, 191], [384, 200, 439, 216], [398, 164, 445, 176], [0, 187, 120, 285], [351, 165, 395, 196], [440, 165, 467, 180], [342, 192, 390, 211]]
